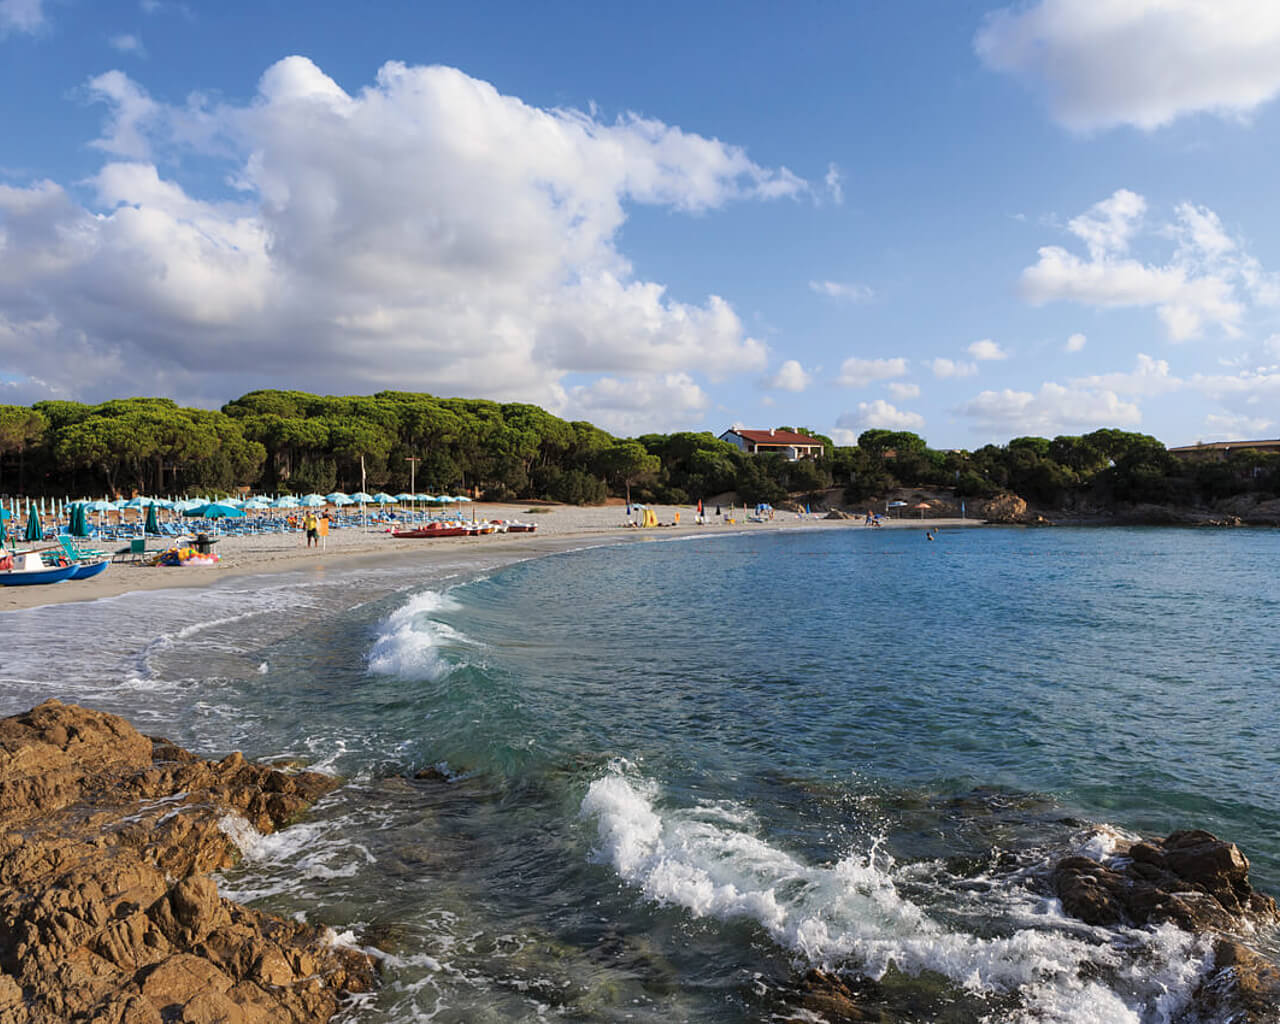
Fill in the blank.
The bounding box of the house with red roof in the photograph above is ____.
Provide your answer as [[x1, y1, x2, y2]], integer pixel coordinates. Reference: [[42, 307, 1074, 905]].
[[719, 428, 824, 461]]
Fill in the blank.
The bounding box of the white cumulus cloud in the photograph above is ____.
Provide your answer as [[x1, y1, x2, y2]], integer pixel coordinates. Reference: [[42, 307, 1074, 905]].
[[810, 279, 873, 302], [836, 356, 908, 388], [836, 400, 925, 432], [0, 57, 803, 416], [1201, 412, 1274, 439], [1070, 353, 1183, 396], [975, 0, 1280, 132], [967, 338, 1008, 361], [1064, 332, 1087, 353], [762, 359, 811, 392], [957, 382, 1140, 434], [825, 163, 844, 205], [1020, 190, 1271, 340], [108, 33, 146, 55], [566, 372, 710, 435], [886, 381, 920, 400], [0, 0, 44, 35], [928, 358, 978, 379]]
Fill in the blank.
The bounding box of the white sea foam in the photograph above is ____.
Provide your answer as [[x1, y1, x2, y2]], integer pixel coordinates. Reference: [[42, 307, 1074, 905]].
[[580, 772, 1213, 1023], [367, 589, 470, 680], [217, 812, 375, 902]]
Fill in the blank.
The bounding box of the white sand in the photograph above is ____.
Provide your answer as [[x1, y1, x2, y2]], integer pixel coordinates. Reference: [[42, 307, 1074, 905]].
[[0, 502, 979, 612]]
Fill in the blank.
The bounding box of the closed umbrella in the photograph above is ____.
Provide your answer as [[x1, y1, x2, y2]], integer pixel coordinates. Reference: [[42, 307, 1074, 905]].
[[24, 505, 43, 543], [145, 504, 161, 535], [71, 503, 91, 538]]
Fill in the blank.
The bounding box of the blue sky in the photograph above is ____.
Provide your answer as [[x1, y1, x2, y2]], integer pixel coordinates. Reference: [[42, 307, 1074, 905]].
[[3, 1, 1280, 448]]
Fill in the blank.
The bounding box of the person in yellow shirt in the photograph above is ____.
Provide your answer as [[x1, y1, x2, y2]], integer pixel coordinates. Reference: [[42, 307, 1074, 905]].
[[304, 511, 319, 548]]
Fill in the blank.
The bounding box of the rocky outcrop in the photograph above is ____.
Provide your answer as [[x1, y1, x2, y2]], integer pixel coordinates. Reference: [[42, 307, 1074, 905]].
[[1053, 830, 1280, 1022], [0, 699, 374, 1024], [1051, 829, 1277, 933], [979, 493, 1029, 524]]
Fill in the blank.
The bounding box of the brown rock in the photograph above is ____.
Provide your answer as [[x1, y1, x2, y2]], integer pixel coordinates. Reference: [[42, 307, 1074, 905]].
[[1193, 939, 1280, 1023], [0, 700, 373, 1024], [1051, 830, 1277, 933], [980, 493, 1029, 524]]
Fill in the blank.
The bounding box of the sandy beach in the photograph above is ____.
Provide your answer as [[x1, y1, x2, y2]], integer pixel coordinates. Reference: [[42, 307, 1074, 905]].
[[0, 503, 980, 613]]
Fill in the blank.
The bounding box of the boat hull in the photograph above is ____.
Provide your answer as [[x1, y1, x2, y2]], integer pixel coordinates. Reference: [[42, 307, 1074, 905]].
[[68, 560, 110, 580], [0, 564, 77, 586], [391, 525, 469, 538]]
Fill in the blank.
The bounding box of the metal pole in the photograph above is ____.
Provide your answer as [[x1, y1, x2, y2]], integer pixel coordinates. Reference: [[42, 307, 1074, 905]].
[[407, 456, 420, 516]]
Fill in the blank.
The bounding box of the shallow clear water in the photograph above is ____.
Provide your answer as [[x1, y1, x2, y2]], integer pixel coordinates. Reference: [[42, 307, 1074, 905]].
[[2, 526, 1277, 1022]]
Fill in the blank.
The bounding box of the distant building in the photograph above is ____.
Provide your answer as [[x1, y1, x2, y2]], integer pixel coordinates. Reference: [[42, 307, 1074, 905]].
[[1167, 439, 1280, 462], [719, 428, 824, 461]]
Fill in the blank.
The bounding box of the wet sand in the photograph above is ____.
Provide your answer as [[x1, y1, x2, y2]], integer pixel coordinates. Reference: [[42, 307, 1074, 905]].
[[0, 503, 979, 612]]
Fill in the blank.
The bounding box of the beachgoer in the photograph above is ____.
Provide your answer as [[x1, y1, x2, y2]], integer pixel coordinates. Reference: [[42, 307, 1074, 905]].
[[304, 511, 319, 548]]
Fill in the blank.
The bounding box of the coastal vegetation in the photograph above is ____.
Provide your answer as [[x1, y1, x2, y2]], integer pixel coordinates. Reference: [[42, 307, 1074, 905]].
[[0, 391, 1276, 513]]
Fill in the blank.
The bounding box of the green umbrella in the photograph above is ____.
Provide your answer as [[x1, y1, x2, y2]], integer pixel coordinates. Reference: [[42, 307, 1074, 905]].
[[24, 505, 43, 543], [145, 503, 161, 535], [71, 503, 91, 538]]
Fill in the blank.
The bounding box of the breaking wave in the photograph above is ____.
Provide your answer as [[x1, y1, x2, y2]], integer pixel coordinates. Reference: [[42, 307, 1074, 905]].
[[581, 770, 1213, 1023]]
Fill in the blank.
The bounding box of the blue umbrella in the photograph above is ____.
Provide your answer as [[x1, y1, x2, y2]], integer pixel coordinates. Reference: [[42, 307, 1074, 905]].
[[181, 502, 246, 519]]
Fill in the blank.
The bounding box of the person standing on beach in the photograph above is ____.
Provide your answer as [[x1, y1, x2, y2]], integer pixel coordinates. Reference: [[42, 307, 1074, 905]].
[[304, 511, 319, 548]]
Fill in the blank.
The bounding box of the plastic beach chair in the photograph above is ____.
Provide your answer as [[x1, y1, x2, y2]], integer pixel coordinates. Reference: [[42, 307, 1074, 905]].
[[112, 538, 154, 563], [58, 536, 110, 562]]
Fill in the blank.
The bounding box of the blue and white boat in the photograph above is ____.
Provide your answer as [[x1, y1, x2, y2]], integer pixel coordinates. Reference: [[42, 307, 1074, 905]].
[[0, 551, 77, 586]]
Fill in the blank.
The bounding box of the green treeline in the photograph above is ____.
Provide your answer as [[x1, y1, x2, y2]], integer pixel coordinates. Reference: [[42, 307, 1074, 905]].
[[0, 392, 1273, 509]]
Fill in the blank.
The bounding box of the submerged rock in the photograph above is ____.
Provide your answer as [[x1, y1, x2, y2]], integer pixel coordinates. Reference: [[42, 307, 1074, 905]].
[[0, 699, 374, 1023]]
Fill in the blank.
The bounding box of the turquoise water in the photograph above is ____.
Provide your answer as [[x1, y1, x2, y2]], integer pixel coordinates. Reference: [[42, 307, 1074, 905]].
[[1, 526, 1277, 1022]]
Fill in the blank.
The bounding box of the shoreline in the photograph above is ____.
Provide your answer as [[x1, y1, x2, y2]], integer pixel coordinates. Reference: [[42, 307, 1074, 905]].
[[0, 503, 980, 613]]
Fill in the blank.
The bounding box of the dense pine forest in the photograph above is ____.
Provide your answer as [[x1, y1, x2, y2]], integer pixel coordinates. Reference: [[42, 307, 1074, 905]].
[[0, 390, 1274, 511]]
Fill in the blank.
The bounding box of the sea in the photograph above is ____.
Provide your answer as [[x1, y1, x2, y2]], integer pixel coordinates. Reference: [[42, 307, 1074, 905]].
[[1, 524, 1278, 1023]]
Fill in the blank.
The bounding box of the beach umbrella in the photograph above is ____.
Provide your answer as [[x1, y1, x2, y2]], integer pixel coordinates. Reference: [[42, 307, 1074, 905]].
[[373, 492, 396, 504], [415, 493, 434, 502], [350, 492, 374, 503], [181, 502, 246, 519], [300, 495, 326, 507], [394, 492, 414, 502], [912, 502, 931, 519], [454, 495, 473, 502], [273, 496, 300, 509], [145, 503, 161, 535], [70, 503, 90, 538], [324, 492, 349, 503], [242, 498, 273, 510], [24, 505, 43, 542]]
